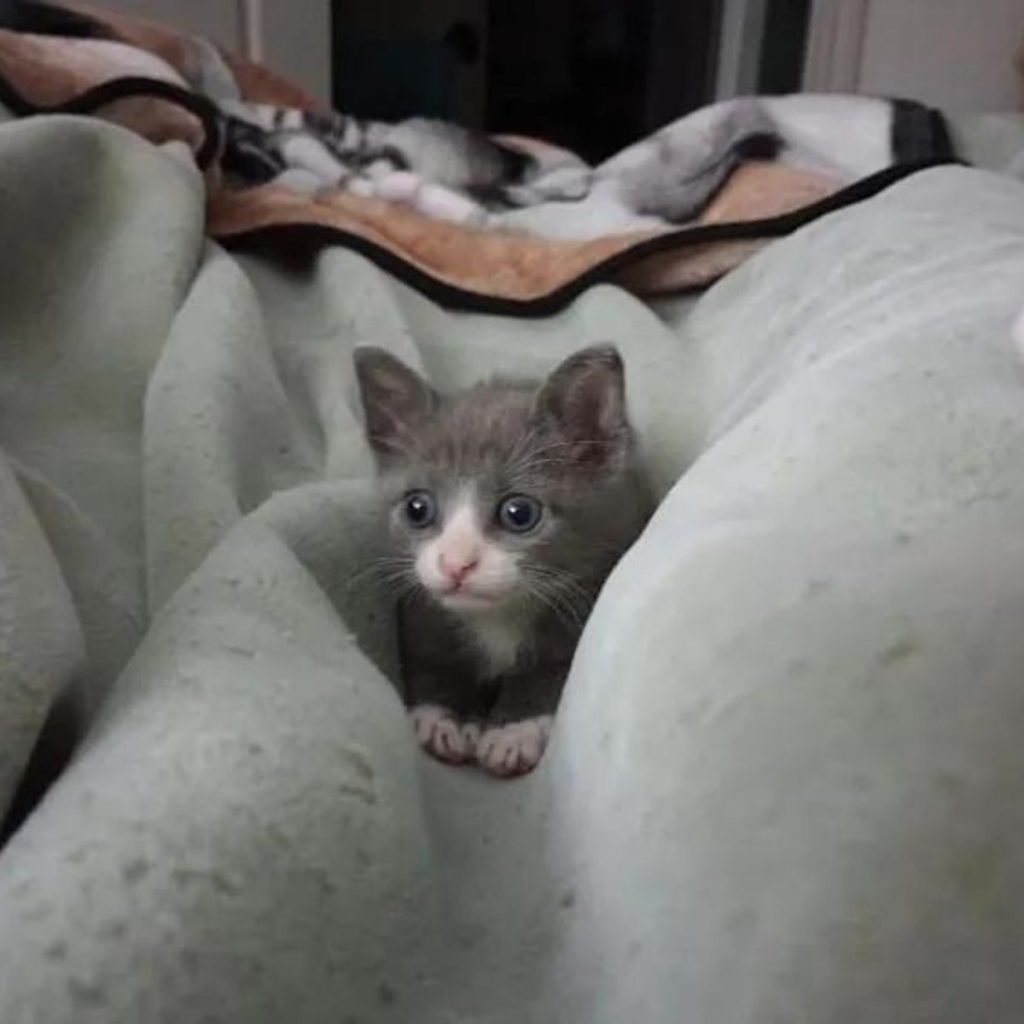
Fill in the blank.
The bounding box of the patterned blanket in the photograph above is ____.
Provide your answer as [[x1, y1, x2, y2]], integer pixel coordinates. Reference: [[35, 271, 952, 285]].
[[0, 0, 956, 315]]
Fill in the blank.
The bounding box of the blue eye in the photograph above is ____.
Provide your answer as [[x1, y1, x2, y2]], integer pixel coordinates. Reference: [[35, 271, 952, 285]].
[[497, 494, 542, 533], [402, 490, 437, 528]]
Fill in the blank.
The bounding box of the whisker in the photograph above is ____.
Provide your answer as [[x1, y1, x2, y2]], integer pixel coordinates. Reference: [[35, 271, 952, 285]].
[[345, 555, 416, 594], [522, 567, 592, 632]]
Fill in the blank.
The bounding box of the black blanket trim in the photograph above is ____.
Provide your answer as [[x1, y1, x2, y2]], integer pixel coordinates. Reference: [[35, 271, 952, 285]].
[[0, 72, 222, 167], [890, 98, 957, 165], [224, 157, 962, 319]]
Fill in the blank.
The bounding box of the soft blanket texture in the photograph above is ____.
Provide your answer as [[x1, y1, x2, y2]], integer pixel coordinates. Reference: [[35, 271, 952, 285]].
[[0, 1, 953, 312], [1, 111, 1024, 1022]]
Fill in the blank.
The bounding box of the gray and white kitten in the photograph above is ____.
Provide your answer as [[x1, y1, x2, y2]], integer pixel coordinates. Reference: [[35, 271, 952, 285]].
[[354, 345, 651, 777], [223, 102, 589, 220]]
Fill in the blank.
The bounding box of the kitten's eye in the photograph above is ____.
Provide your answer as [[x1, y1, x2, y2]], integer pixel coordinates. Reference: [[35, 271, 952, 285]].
[[402, 490, 437, 529], [496, 494, 542, 533]]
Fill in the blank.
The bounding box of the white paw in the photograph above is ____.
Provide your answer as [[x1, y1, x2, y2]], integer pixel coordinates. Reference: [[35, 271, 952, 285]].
[[271, 168, 324, 195], [371, 170, 422, 202], [411, 704, 472, 764], [412, 183, 484, 224], [476, 717, 552, 778], [345, 174, 376, 198]]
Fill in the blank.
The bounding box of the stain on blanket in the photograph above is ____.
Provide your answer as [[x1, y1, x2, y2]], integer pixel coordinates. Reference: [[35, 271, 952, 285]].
[[877, 636, 919, 668]]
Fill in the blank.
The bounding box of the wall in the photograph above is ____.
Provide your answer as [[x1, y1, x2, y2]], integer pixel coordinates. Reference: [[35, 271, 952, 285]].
[[257, 1, 331, 104], [856, 0, 1022, 111], [93, 0, 332, 103], [97, 0, 240, 50], [331, 0, 486, 127]]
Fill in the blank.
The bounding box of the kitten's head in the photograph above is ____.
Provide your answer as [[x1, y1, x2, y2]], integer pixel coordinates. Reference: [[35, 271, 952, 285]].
[[354, 345, 643, 619]]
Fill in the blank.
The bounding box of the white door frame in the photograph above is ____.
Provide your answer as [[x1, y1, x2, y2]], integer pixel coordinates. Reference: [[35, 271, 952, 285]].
[[801, 0, 871, 93], [237, 0, 332, 103], [715, 0, 768, 98]]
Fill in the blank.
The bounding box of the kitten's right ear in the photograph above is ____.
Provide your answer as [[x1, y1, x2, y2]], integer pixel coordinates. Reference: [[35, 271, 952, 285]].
[[353, 347, 437, 460], [534, 344, 629, 473]]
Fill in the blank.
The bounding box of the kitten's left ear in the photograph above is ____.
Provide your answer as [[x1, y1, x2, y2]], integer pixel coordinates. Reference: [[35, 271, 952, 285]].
[[534, 344, 630, 471], [353, 346, 437, 460]]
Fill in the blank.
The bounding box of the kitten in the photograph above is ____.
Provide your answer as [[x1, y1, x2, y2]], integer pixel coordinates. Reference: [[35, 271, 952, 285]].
[[221, 103, 589, 219], [354, 345, 651, 777]]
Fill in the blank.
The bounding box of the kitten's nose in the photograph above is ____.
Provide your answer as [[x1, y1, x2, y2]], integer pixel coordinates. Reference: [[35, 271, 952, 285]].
[[439, 552, 479, 588]]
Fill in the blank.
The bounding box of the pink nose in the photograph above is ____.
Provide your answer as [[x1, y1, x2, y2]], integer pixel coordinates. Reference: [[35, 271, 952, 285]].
[[439, 553, 479, 587]]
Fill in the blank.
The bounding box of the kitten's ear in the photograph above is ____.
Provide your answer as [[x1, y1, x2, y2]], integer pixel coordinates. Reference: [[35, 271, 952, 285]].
[[353, 347, 437, 459], [534, 344, 629, 471]]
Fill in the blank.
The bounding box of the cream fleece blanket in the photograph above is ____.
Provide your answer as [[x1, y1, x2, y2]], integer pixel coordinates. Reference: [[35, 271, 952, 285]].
[[1, 114, 1024, 1023]]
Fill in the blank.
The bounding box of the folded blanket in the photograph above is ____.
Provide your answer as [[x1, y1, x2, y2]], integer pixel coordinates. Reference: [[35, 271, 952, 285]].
[[0, 1, 956, 314]]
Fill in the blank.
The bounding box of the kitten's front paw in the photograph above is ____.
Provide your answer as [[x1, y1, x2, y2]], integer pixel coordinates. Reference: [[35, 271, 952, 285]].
[[476, 717, 552, 778], [411, 704, 473, 764]]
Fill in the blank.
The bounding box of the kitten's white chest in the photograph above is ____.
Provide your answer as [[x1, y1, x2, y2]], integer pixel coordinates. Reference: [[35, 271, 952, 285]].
[[467, 612, 526, 678]]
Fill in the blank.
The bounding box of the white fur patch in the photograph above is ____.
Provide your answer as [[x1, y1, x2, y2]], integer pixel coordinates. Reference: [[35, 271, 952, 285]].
[[415, 491, 520, 605], [468, 612, 526, 677], [413, 490, 530, 673], [411, 704, 472, 764], [476, 717, 553, 778]]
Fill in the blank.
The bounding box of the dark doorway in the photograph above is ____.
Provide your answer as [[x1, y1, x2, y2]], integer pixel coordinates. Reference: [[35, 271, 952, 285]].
[[757, 0, 811, 94], [332, 0, 723, 163]]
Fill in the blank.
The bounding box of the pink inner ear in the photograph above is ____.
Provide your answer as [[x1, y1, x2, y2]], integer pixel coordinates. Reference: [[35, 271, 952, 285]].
[[370, 408, 410, 453], [553, 366, 625, 468], [359, 353, 435, 455], [577, 385, 610, 439], [567, 436, 614, 469]]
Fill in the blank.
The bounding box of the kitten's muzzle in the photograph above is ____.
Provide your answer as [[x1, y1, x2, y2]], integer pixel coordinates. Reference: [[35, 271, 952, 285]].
[[438, 552, 479, 591]]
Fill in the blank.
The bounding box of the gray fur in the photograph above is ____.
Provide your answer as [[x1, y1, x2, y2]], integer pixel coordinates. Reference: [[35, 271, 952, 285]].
[[604, 96, 780, 222], [354, 346, 652, 776]]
